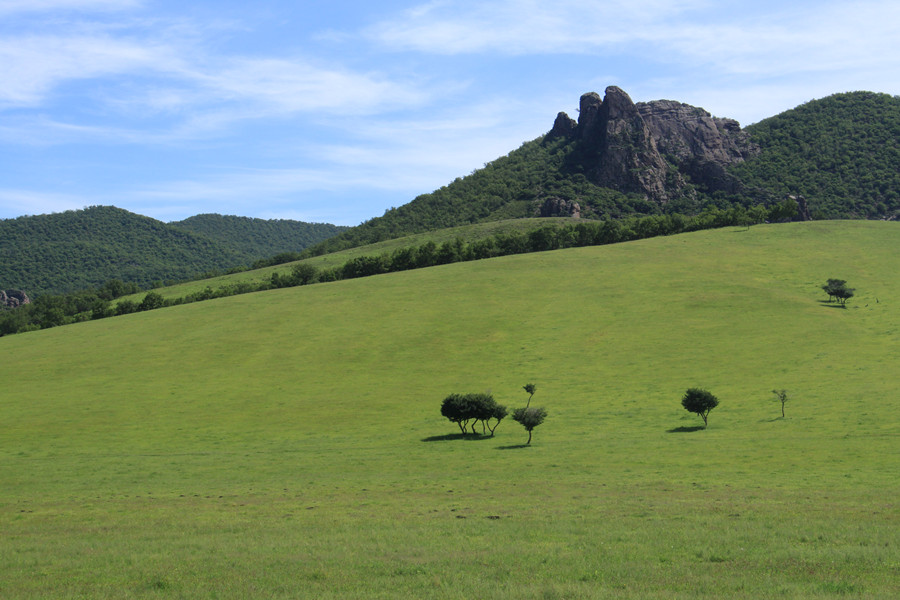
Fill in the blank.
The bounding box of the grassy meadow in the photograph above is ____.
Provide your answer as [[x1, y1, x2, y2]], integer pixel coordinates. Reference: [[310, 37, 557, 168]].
[[125, 217, 583, 303], [2, 221, 899, 598]]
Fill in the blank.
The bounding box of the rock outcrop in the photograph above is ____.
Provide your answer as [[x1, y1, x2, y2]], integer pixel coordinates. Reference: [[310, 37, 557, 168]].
[[535, 197, 581, 218], [1, 289, 30, 309], [549, 86, 759, 205]]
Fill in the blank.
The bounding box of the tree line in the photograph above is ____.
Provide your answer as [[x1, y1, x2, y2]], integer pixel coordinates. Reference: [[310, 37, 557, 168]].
[[0, 203, 791, 337]]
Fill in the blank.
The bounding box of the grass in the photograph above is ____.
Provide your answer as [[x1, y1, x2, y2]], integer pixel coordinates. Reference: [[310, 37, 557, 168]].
[[2, 221, 899, 598], [124, 217, 584, 302]]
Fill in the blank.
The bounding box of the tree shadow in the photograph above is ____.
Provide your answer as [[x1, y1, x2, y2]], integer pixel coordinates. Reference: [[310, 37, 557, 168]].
[[667, 425, 706, 433], [496, 444, 531, 450], [421, 433, 493, 442], [817, 300, 847, 309]]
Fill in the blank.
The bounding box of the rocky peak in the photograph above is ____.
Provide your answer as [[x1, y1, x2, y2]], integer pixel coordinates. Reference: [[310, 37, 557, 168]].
[[550, 86, 759, 205], [548, 112, 577, 139], [576, 86, 681, 204]]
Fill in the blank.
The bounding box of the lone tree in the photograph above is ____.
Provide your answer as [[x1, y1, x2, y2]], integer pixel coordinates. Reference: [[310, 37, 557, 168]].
[[523, 383, 536, 408], [681, 388, 719, 427], [512, 406, 548, 445], [772, 389, 790, 418], [822, 278, 855, 306]]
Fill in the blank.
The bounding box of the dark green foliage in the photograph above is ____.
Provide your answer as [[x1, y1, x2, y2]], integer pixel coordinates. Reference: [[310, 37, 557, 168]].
[[0, 206, 346, 296], [0, 206, 246, 296], [440, 393, 507, 436], [681, 388, 719, 427], [511, 406, 548, 445], [731, 92, 900, 219], [171, 214, 346, 261], [821, 278, 855, 306], [271, 263, 319, 288]]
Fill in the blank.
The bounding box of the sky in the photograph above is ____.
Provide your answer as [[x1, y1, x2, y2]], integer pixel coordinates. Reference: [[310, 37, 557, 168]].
[[1, 0, 898, 226]]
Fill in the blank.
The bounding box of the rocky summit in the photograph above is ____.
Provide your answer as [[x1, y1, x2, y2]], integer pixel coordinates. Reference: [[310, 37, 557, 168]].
[[549, 86, 759, 205]]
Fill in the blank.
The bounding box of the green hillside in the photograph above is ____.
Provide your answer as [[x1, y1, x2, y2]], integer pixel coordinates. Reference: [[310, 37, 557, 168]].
[[170, 213, 347, 260], [0, 206, 346, 296], [733, 91, 900, 218], [2, 221, 897, 598]]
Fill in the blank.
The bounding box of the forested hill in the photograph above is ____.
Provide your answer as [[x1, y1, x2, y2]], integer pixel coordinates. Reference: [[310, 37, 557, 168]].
[[0, 206, 344, 296], [305, 88, 900, 256], [170, 214, 347, 260], [731, 91, 900, 218]]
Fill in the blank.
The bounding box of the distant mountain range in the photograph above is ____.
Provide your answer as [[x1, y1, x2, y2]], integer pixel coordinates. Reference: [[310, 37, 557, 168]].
[[3, 87, 898, 296], [0, 207, 346, 295]]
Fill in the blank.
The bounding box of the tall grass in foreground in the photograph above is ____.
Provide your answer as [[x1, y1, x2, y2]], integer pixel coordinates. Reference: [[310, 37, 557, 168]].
[[1, 221, 898, 598]]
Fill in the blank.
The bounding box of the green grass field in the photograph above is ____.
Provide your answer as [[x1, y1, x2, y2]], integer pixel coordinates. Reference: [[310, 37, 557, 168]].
[[2, 221, 899, 598], [125, 217, 584, 303]]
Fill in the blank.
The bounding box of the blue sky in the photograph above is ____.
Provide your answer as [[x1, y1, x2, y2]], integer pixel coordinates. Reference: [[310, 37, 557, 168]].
[[2, 0, 898, 226]]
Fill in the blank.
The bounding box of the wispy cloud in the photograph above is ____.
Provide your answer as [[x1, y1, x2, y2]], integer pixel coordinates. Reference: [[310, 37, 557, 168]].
[[366, 0, 710, 54], [367, 0, 900, 80]]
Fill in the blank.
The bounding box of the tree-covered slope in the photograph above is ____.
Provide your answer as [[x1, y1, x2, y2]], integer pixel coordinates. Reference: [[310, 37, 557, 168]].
[[305, 135, 645, 255], [170, 214, 347, 259], [732, 91, 900, 219], [0, 207, 348, 296], [0, 206, 247, 295]]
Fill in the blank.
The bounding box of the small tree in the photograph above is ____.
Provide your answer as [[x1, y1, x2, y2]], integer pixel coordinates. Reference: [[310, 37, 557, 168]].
[[772, 389, 789, 418], [512, 406, 548, 445], [681, 388, 719, 427], [441, 393, 474, 434], [523, 383, 536, 408]]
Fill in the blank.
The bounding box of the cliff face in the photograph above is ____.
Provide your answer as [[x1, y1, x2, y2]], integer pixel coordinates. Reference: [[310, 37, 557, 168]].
[[551, 86, 759, 205]]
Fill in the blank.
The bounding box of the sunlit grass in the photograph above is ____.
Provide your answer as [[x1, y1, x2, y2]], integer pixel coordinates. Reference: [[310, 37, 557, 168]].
[[2, 221, 898, 598]]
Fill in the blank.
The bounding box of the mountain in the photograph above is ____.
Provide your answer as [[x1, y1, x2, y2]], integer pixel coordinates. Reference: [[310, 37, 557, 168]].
[[305, 87, 900, 255], [0, 206, 344, 296]]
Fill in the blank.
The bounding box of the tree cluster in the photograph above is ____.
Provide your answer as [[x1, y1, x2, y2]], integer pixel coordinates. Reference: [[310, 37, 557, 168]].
[[440, 383, 549, 445], [821, 278, 855, 306], [440, 393, 508, 436]]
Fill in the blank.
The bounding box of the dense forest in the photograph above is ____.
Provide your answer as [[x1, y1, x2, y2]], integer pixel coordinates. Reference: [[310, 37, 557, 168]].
[[0, 207, 345, 296], [170, 214, 346, 259], [730, 91, 900, 218]]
